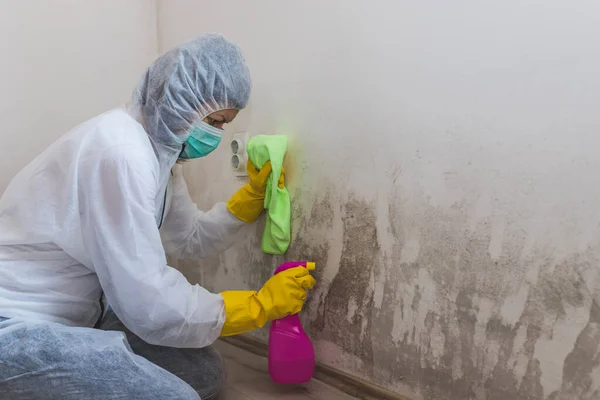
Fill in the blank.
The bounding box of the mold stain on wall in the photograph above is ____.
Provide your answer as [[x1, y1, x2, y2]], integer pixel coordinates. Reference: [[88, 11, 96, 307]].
[[177, 178, 600, 400]]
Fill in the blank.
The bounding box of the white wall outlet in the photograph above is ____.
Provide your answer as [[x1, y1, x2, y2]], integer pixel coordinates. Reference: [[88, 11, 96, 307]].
[[230, 132, 250, 177]]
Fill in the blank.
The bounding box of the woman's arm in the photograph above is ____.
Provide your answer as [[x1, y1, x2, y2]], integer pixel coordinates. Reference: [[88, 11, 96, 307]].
[[79, 148, 225, 348], [160, 167, 245, 260]]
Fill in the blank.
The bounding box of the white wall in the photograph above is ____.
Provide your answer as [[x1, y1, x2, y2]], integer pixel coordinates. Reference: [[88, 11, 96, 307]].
[[159, 1, 600, 399], [0, 0, 158, 192]]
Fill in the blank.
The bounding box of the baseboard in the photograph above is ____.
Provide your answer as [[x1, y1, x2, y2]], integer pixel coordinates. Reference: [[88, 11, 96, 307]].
[[221, 335, 410, 400]]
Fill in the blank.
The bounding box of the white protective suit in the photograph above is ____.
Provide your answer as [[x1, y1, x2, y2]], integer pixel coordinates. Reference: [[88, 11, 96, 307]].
[[0, 34, 252, 348]]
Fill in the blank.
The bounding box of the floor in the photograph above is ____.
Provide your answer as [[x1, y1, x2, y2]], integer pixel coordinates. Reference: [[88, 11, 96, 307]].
[[215, 340, 358, 400]]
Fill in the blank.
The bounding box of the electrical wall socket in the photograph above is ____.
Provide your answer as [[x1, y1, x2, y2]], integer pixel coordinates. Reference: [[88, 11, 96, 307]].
[[230, 132, 250, 177]]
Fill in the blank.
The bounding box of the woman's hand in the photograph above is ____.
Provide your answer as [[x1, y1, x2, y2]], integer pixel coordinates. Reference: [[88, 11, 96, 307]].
[[227, 159, 284, 222], [220, 263, 316, 336], [247, 159, 285, 192]]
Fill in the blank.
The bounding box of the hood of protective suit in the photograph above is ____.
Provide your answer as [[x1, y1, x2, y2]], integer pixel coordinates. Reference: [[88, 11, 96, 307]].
[[129, 34, 252, 192]]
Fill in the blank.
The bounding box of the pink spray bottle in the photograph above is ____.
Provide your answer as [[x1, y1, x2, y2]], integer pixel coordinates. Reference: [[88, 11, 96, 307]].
[[268, 261, 316, 384]]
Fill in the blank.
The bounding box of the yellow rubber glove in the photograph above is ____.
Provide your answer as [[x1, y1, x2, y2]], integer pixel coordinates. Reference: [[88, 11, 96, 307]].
[[220, 262, 316, 337], [227, 159, 285, 223]]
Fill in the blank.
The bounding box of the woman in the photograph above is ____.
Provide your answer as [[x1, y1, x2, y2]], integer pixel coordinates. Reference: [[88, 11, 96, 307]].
[[0, 34, 316, 399]]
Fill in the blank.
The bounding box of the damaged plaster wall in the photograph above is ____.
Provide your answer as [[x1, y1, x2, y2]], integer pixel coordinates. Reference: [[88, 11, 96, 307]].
[[159, 1, 600, 399]]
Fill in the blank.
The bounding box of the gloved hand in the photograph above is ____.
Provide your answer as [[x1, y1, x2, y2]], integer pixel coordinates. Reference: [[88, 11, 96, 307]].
[[227, 158, 285, 223], [220, 262, 316, 337]]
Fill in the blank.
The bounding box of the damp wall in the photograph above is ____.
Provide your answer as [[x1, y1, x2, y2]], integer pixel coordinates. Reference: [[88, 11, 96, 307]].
[[159, 1, 600, 399]]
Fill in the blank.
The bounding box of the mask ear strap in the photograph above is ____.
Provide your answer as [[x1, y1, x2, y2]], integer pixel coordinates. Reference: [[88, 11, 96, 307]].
[[195, 120, 225, 135]]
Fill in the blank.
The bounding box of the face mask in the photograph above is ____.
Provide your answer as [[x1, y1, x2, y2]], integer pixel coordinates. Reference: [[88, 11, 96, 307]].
[[179, 121, 224, 159]]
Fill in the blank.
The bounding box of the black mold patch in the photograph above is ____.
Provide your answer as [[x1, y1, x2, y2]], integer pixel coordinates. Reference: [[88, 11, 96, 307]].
[[548, 302, 600, 400], [185, 179, 600, 400], [363, 189, 600, 400], [316, 195, 380, 367]]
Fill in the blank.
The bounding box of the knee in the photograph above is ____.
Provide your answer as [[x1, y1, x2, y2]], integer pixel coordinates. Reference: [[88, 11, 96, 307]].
[[137, 377, 200, 400], [94, 341, 201, 400], [195, 346, 226, 399], [135, 347, 224, 400]]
